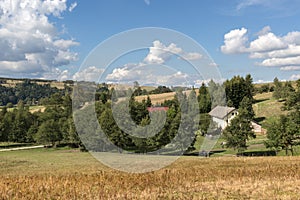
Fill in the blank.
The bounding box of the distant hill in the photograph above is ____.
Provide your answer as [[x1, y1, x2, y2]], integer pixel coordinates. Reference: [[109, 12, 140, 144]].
[[0, 77, 72, 89]]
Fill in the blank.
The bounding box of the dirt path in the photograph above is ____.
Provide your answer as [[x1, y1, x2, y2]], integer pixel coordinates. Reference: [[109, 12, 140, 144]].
[[0, 145, 44, 152]]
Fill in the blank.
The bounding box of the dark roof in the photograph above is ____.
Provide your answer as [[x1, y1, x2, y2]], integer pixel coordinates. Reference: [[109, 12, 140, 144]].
[[209, 106, 236, 119]]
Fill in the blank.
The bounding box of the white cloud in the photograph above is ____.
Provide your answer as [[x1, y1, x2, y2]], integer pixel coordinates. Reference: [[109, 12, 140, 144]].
[[254, 79, 270, 84], [282, 31, 300, 46], [69, 2, 77, 12], [250, 45, 300, 59], [0, 0, 78, 79], [104, 40, 206, 85], [57, 69, 70, 81], [106, 63, 144, 82], [259, 56, 300, 67], [221, 28, 248, 54], [221, 26, 300, 71], [42, 68, 70, 81], [290, 74, 300, 80], [256, 26, 271, 36], [249, 32, 286, 52], [144, 40, 182, 64], [180, 52, 203, 61], [209, 62, 219, 67], [236, 0, 268, 11], [280, 66, 300, 71], [155, 71, 190, 86], [107, 66, 198, 87], [144, 40, 202, 64], [73, 66, 104, 82], [236, 0, 300, 17]]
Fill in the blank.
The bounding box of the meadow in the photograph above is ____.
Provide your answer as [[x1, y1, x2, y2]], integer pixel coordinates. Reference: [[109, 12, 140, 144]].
[[1, 148, 300, 199]]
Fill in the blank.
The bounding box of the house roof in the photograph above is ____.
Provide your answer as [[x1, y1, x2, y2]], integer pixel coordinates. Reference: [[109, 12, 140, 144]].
[[209, 106, 236, 119]]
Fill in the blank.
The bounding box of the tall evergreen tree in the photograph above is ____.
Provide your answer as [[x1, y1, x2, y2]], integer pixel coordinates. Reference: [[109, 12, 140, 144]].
[[198, 83, 212, 113], [223, 100, 256, 153], [224, 74, 254, 108]]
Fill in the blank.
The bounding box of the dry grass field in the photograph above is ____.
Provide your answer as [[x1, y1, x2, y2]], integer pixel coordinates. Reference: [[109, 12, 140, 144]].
[[136, 90, 199, 105], [1, 148, 300, 199], [135, 92, 177, 105], [253, 92, 288, 126], [0, 79, 66, 89]]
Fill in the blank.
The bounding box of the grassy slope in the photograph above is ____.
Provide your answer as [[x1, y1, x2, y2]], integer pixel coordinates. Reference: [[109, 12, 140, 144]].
[[0, 105, 46, 113], [253, 92, 288, 127], [0, 148, 300, 199]]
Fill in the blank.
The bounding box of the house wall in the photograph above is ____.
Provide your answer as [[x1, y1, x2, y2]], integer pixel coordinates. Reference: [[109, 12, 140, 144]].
[[212, 110, 238, 130], [212, 117, 226, 129], [226, 110, 238, 126]]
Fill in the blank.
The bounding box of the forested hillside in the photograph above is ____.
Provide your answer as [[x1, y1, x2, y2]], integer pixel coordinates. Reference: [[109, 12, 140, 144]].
[[0, 78, 71, 106], [0, 76, 299, 156]]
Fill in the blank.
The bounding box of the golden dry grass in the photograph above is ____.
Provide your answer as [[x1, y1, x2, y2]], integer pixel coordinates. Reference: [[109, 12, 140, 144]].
[[135, 92, 177, 104], [0, 79, 65, 89], [29, 105, 46, 113], [136, 90, 199, 105], [253, 92, 288, 123], [1, 149, 300, 199]]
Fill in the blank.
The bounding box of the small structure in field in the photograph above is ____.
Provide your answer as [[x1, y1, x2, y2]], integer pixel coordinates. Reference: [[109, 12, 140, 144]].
[[251, 121, 267, 135], [209, 106, 238, 130]]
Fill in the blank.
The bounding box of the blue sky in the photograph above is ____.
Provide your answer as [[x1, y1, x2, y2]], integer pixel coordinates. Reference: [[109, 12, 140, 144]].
[[1, 0, 300, 84]]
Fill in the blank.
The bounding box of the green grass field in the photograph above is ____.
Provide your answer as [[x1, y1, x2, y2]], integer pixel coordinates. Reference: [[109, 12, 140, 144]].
[[1, 148, 300, 199]]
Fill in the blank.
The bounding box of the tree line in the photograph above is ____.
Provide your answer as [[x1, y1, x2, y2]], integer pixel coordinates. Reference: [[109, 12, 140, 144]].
[[0, 80, 64, 106], [265, 79, 300, 155], [0, 91, 81, 148], [0, 75, 299, 156]]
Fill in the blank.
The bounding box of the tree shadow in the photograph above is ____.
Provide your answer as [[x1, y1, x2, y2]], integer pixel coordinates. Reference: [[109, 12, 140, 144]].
[[237, 150, 276, 157], [253, 98, 269, 104], [254, 117, 266, 124]]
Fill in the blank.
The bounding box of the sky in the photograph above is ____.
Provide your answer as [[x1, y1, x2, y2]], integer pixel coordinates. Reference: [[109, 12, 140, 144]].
[[1, 0, 300, 85]]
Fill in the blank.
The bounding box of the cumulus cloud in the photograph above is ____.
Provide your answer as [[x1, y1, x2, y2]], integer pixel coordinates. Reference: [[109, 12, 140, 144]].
[[42, 68, 70, 81], [256, 26, 271, 36], [221, 28, 248, 54], [290, 74, 300, 80], [73, 66, 104, 82], [105, 40, 204, 85], [144, 40, 202, 64], [249, 32, 286, 52], [155, 71, 190, 86], [0, 0, 79, 79], [107, 66, 198, 87], [106, 63, 145, 82], [259, 56, 300, 67], [221, 26, 300, 71]]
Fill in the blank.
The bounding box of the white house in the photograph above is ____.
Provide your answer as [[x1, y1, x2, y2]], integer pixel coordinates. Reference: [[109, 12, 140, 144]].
[[209, 106, 266, 134], [209, 106, 238, 129]]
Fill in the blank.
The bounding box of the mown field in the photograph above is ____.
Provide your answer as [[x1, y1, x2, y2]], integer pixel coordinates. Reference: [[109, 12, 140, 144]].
[[135, 90, 199, 105], [1, 148, 300, 199], [253, 92, 288, 126]]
